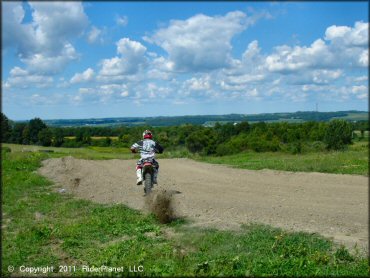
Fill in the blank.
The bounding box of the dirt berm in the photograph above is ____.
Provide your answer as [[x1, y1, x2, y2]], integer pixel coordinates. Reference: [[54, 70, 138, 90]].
[[38, 157, 368, 251]]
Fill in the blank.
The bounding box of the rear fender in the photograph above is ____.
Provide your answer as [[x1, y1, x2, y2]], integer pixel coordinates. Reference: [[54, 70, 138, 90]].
[[142, 164, 154, 175]]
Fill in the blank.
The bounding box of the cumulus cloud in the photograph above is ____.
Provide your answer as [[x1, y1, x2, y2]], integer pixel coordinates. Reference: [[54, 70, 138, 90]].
[[21, 43, 78, 75], [242, 40, 262, 63], [325, 21, 368, 47], [145, 11, 253, 71], [352, 85, 367, 94], [116, 15, 128, 26], [73, 84, 131, 104], [70, 68, 95, 84], [358, 49, 368, 67], [226, 74, 265, 85], [353, 75, 368, 82], [265, 39, 334, 73], [3, 2, 33, 50], [6, 66, 54, 89], [311, 69, 342, 84], [184, 76, 211, 91], [87, 26, 102, 44], [5, 4, 367, 108], [3, 2, 88, 75], [99, 38, 148, 76], [265, 21, 368, 74]]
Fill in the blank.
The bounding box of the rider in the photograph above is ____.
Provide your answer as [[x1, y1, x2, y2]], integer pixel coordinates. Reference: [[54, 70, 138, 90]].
[[130, 130, 164, 185]]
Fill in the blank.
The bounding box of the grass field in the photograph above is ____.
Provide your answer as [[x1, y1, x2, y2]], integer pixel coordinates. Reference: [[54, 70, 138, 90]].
[[4, 141, 367, 176], [3, 144, 132, 160], [64, 136, 119, 140], [334, 113, 369, 121], [196, 141, 369, 176], [2, 149, 368, 276]]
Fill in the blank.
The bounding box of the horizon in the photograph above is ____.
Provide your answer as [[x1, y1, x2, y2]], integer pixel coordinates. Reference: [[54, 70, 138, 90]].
[[9, 109, 368, 122], [3, 2, 368, 120]]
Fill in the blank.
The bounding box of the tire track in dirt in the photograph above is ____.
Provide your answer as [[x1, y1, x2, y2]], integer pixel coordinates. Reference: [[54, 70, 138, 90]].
[[38, 157, 368, 251]]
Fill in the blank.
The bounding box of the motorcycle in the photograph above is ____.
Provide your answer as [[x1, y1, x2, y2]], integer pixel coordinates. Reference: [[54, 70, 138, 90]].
[[141, 158, 155, 195]]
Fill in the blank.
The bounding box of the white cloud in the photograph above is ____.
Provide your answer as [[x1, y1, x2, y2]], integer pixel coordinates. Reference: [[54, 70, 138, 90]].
[[6, 67, 54, 88], [87, 26, 102, 44], [266, 21, 368, 74], [117, 38, 146, 57], [99, 38, 147, 76], [21, 43, 78, 75], [359, 49, 368, 67], [242, 40, 261, 63], [352, 85, 367, 94], [3, 2, 88, 75], [226, 74, 265, 85], [27, 2, 88, 54], [146, 11, 253, 71], [116, 15, 128, 26], [70, 68, 95, 84], [184, 76, 211, 91], [325, 21, 368, 47], [3, 2, 30, 49], [247, 88, 259, 97], [265, 39, 333, 73], [79, 87, 93, 94], [354, 75, 368, 82], [120, 91, 129, 97], [311, 69, 342, 84]]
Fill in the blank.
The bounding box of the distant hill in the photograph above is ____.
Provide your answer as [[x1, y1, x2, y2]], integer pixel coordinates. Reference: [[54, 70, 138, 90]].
[[36, 110, 368, 127]]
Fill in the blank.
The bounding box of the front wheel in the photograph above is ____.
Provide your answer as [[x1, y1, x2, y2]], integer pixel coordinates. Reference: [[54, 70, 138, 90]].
[[144, 172, 152, 195]]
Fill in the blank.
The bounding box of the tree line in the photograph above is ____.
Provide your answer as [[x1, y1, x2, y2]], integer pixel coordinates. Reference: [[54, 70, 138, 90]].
[[1, 112, 368, 155]]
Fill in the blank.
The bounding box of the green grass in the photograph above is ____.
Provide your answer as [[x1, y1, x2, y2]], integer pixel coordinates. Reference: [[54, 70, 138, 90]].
[[334, 112, 369, 121], [197, 141, 369, 176], [3, 143, 133, 160], [1, 149, 368, 276], [4, 141, 369, 175], [3, 144, 191, 161]]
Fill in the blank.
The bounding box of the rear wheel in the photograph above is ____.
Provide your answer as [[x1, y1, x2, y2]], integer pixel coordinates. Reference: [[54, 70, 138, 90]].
[[144, 173, 152, 195]]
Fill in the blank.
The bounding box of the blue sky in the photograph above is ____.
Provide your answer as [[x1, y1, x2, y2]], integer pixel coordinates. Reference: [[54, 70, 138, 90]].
[[2, 1, 368, 120]]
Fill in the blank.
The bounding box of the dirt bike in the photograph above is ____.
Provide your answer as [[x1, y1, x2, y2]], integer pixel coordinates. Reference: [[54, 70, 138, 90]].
[[141, 158, 155, 195]]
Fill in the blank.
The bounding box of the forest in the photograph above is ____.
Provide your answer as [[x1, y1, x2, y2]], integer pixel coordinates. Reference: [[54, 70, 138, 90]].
[[1, 112, 368, 155]]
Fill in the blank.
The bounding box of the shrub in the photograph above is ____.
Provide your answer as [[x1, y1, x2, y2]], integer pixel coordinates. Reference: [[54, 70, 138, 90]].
[[246, 135, 280, 152], [2, 146, 11, 153], [185, 128, 216, 154], [324, 120, 352, 150], [38, 128, 52, 146]]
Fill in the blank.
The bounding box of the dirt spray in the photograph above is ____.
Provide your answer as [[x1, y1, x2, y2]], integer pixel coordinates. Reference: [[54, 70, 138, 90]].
[[145, 189, 180, 224]]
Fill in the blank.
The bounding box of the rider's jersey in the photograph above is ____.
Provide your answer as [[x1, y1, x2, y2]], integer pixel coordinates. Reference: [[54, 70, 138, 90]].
[[131, 139, 164, 159]]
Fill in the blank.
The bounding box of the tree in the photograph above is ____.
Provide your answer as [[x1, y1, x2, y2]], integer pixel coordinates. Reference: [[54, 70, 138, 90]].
[[38, 128, 52, 146], [103, 137, 112, 146], [324, 119, 353, 150], [27, 118, 47, 144], [82, 132, 92, 145], [22, 125, 31, 144], [185, 128, 217, 154], [10, 123, 27, 144], [1, 113, 12, 143], [235, 121, 250, 134], [52, 128, 65, 147]]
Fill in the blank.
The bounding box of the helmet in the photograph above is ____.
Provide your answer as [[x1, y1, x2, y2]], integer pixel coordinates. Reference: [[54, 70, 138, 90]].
[[143, 130, 153, 139]]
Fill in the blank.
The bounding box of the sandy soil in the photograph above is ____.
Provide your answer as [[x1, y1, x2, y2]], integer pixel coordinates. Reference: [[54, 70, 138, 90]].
[[38, 156, 368, 251]]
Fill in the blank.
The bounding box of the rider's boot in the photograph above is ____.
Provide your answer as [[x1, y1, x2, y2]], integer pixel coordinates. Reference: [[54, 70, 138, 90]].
[[136, 169, 142, 185], [153, 169, 158, 185]]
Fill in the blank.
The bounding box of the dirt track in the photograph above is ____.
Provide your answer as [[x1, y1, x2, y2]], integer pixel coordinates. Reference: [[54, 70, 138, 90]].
[[38, 157, 368, 251]]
